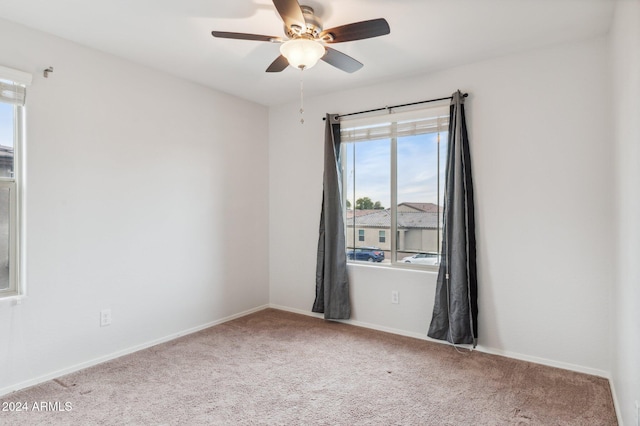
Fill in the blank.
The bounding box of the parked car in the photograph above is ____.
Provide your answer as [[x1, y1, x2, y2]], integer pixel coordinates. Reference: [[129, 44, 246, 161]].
[[347, 247, 385, 262], [402, 252, 440, 266]]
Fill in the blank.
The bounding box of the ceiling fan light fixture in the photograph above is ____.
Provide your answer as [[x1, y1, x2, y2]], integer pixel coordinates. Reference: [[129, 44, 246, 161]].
[[280, 38, 325, 70]]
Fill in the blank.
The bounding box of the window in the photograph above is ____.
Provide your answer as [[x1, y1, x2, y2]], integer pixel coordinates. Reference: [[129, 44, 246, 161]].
[[0, 65, 29, 299], [341, 104, 448, 268]]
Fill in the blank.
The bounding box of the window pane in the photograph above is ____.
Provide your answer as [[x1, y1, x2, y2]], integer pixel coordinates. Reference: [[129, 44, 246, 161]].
[[341, 107, 448, 269], [0, 103, 14, 178], [345, 139, 390, 263], [396, 132, 447, 264], [0, 187, 10, 290]]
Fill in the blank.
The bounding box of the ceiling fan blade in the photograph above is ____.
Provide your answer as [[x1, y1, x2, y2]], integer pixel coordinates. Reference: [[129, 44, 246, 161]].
[[211, 31, 282, 42], [320, 18, 390, 43], [272, 0, 305, 30], [266, 55, 290, 73], [321, 47, 363, 73]]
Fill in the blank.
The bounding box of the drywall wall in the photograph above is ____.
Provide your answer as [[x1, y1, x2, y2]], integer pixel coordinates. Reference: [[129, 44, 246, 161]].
[[0, 18, 269, 393], [611, 0, 640, 424], [269, 37, 614, 376]]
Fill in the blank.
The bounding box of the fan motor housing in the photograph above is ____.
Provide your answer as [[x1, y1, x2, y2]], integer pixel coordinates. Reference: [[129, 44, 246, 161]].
[[286, 6, 322, 38]]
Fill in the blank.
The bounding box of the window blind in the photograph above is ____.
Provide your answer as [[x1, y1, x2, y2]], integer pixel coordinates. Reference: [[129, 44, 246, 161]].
[[0, 65, 32, 106], [341, 104, 449, 143], [0, 82, 26, 106]]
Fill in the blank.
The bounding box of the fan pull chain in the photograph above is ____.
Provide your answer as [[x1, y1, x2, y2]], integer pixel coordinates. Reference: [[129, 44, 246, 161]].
[[299, 69, 304, 124]]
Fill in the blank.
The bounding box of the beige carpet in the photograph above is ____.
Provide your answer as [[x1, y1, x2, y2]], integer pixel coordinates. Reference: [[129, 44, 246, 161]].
[[1, 308, 616, 425]]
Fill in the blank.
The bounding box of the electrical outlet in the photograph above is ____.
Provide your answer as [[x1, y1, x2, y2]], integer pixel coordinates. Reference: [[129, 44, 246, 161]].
[[391, 291, 399, 304], [100, 309, 112, 327]]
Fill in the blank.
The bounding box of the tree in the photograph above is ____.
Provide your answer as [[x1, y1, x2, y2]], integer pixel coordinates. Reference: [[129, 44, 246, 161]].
[[355, 197, 384, 210], [346, 199, 352, 209], [356, 197, 373, 210]]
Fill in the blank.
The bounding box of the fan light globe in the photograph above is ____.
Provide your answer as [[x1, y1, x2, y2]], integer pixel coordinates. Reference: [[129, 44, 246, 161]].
[[280, 39, 325, 70]]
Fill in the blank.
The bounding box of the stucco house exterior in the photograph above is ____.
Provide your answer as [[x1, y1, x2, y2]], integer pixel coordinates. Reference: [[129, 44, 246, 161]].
[[345, 202, 442, 258]]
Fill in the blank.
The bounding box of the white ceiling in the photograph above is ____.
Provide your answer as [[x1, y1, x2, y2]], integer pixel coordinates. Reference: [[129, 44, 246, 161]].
[[0, 0, 615, 106]]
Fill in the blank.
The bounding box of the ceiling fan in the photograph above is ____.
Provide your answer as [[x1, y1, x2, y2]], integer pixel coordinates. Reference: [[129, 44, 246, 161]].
[[211, 0, 390, 73]]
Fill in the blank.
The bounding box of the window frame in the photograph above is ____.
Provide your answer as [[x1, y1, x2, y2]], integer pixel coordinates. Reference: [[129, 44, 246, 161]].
[[340, 104, 448, 271], [0, 91, 26, 300]]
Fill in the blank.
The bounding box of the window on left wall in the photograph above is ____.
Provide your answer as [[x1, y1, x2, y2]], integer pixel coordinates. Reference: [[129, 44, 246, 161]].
[[0, 67, 29, 299]]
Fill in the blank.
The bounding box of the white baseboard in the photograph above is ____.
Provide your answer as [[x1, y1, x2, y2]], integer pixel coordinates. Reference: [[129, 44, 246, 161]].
[[476, 346, 610, 379], [607, 377, 623, 426], [269, 303, 433, 341], [0, 304, 269, 398], [268, 304, 612, 380]]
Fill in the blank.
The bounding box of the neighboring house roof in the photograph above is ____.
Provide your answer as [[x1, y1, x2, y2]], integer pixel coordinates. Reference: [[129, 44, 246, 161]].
[[346, 208, 440, 229], [0, 144, 13, 158], [345, 209, 381, 220], [398, 202, 441, 213], [398, 211, 440, 229], [0, 145, 13, 168], [348, 209, 391, 227]]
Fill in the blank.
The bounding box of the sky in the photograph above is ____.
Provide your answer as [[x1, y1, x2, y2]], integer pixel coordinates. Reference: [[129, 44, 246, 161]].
[[344, 132, 447, 209], [0, 103, 14, 148]]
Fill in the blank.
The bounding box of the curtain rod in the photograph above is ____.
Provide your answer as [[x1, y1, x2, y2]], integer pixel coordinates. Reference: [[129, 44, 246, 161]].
[[323, 92, 468, 121]]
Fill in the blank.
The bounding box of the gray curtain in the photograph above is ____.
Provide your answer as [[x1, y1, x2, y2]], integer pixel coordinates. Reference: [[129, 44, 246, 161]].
[[428, 91, 478, 346], [312, 114, 351, 319]]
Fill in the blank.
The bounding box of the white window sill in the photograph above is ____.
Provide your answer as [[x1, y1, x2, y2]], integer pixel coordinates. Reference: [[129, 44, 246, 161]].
[[347, 260, 439, 274], [0, 294, 27, 305]]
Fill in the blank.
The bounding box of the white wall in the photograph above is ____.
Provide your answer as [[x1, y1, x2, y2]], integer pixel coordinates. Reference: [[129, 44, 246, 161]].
[[611, 0, 640, 424], [269, 37, 614, 376], [0, 18, 269, 394]]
